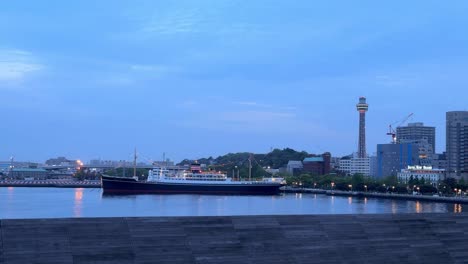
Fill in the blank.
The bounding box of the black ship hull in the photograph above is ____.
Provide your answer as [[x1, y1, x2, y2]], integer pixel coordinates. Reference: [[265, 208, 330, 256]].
[[101, 176, 283, 195]]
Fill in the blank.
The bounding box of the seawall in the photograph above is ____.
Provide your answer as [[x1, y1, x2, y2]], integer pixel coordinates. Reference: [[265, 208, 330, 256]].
[[1, 214, 467, 264]]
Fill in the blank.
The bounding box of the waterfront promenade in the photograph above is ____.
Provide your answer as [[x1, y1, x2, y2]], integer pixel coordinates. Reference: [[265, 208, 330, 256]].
[[1, 213, 467, 263], [0, 180, 100, 188]]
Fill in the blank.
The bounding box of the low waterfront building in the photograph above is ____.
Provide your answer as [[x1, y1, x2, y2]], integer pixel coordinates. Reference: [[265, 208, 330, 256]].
[[397, 165, 445, 186], [8, 168, 48, 180], [46, 157, 77, 166], [338, 153, 371, 177], [286, 161, 303, 176], [302, 152, 331, 175], [265, 168, 280, 175], [152, 160, 175, 167]]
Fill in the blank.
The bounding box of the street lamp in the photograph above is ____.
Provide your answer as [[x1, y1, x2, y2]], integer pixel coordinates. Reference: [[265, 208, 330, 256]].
[[314, 182, 317, 189], [331, 182, 335, 190], [364, 185, 368, 192], [348, 184, 352, 191]]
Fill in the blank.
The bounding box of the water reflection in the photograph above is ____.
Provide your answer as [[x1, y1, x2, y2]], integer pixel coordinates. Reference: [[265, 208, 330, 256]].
[[454, 204, 463, 213], [415, 201, 422, 213], [73, 188, 83, 217], [7, 186, 14, 199], [348, 197, 353, 205], [391, 201, 397, 214]]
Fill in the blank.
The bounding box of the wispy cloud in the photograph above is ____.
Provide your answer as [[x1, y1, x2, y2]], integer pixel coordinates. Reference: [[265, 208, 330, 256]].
[[220, 110, 295, 123], [141, 8, 201, 35], [130, 64, 178, 79], [0, 49, 43, 84], [97, 63, 177, 87], [235, 101, 272, 108], [176, 100, 198, 108], [173, 108, 338, 138]]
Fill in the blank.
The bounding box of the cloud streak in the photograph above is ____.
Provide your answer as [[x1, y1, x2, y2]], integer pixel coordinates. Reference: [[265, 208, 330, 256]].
[[0, 49, 43, 84]]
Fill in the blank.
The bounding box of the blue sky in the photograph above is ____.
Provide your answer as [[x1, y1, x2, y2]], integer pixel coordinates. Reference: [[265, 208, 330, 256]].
[[1, 0, 468, 163]]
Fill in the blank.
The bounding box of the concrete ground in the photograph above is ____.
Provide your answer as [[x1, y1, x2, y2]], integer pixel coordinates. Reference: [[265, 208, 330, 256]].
[[1, 213, 467, 264]]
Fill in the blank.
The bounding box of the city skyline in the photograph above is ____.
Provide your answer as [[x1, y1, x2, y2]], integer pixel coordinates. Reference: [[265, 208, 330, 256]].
[[2, 1, 468, 162]]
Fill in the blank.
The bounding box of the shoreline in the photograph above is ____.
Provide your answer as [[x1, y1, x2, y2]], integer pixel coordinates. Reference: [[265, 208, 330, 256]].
[[282, 187, 468, 204]]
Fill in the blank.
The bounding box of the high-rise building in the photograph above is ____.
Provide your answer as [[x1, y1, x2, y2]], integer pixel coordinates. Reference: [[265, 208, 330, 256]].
[[446, 111, 468, 180], [397, 122, 436, 153], [356, 97, 369, 158], [377, 143, 419, 178], [431, 152, 447, 170]]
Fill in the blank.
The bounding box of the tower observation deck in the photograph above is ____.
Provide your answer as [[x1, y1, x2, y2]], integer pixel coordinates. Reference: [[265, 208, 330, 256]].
[[356, 97, 369, 158]]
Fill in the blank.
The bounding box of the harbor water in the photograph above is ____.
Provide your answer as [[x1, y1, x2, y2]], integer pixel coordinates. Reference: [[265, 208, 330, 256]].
[[0, 187, 463, 219]]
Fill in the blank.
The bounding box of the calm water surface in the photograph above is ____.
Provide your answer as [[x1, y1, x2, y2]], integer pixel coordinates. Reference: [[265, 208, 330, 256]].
[[0, 187, 463, 219]]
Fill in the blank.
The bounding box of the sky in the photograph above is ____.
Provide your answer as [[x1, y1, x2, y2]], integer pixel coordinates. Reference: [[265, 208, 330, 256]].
[[1, 0, 468, 163]]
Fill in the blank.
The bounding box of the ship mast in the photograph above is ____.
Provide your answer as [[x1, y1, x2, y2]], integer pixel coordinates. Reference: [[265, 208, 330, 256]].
[[248, 154, 252, 181], [133, 148, 137, 178]]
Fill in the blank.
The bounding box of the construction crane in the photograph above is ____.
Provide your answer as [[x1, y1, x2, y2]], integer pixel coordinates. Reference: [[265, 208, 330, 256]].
[[386, 113, 414, 143]]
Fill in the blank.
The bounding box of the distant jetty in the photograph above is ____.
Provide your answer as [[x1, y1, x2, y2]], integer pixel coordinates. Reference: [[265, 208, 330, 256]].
[[0, 180, 101, 188]]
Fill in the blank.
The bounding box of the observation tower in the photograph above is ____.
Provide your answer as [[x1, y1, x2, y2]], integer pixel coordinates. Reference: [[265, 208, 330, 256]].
[[356, 97, 369, 158]]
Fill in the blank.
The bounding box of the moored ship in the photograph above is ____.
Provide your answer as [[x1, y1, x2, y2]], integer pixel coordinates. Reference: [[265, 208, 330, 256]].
[[101, 163, 285, 195]]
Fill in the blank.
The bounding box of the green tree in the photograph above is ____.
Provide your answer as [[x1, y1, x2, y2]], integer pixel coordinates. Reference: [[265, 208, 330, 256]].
[[382, 175, 398, 186], [419, 184, 437, 195], [74, 170, 85, 181], [408, 175, 415, 185], [420, 177, 426, 185]]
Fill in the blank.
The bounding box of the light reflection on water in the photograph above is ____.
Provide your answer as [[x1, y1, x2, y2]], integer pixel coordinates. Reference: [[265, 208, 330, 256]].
[[415, 201, 422, 213], [74, 188, 84, 217], [0, 187, 464, 219]]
